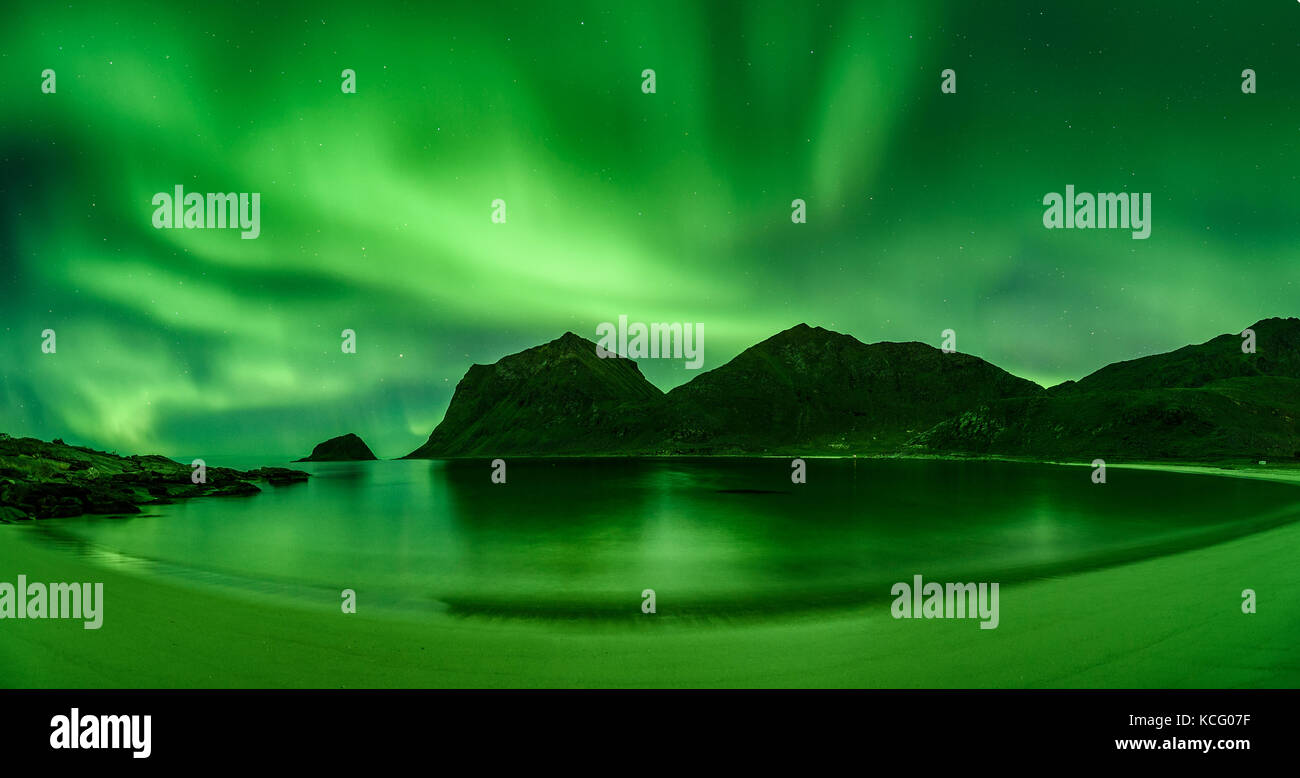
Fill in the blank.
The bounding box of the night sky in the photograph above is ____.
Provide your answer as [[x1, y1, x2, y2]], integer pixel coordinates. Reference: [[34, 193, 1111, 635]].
[[2, 1, 1298, 458]]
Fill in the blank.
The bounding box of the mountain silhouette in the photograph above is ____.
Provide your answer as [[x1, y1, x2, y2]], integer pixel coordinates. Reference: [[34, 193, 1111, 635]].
[[1051, 317, 1300, 393], [406, 324, 1041, 457], [650, 324, 1042, 453], [404, 332, 662, 457], [405, 318, 1300, 461], [913, 318, 1300, 461]]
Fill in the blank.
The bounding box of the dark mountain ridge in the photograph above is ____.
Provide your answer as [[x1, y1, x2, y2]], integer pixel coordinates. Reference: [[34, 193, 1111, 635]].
[[406, 318, 1300, 461], [648, 324, 1043, 454], [1052, 317, 1300, 394], [405, 323, 1043, 457], [914, 318, 1300, 461]]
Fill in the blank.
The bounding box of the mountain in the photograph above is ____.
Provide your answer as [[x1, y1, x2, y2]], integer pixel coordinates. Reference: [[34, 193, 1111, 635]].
[[405, 324, 1041, 457], [403, 332, 664, 457], [295, 433, 378, 462], [1051, 317, 1300, 394], [649, 324, 1043, 454], [912, 318, 1300, 462], [405, 319, 1300, 461]]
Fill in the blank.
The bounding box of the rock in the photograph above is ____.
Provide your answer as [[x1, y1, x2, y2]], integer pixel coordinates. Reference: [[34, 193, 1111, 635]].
[[249, 467, 311, 485], [0, 435, 308, 519], [295, 433, 378, 462], [0, 505, 29, 523], [207, 481, 261, 497]]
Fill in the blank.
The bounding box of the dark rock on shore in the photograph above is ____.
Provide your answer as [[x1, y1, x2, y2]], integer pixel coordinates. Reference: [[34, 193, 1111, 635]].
[[0, 434, 309, 520], [249, 466, 312, 484]]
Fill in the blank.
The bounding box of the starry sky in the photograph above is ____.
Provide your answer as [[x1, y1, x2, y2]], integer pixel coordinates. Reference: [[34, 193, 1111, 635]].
[[2, 1, 1298, 458]]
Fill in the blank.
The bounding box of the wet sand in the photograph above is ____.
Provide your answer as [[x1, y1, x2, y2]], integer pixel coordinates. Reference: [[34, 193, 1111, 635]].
[[2, 498, 1297, 688]]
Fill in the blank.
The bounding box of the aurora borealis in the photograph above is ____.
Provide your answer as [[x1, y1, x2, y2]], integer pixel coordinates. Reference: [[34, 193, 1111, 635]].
[[2, 1, 1298, 458]]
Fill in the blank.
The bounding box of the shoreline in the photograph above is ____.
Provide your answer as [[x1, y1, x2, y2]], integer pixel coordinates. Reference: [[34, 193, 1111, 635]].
[[398, 452, 1300, 486], [4, 453, 1299, 687], [0, 436, 309, 522], [3, 508, 1297, 688]]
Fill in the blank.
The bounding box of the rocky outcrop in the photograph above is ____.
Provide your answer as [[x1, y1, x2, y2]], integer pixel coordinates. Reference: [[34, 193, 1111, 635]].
[[294, 433, 378, 462], [0, 435, 309, 521]]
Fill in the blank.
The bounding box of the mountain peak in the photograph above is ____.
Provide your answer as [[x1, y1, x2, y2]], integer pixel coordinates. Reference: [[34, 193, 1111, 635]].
[[756, 322, 851, 350], [404, 330, 662, 458], [554, 330, 589, 346], [658, 324, 1041, 453], [1246, 316, 1300, 333], [781, 322, 826, 335]]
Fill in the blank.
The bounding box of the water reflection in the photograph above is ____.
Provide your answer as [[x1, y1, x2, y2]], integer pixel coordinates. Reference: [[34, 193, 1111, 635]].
[[9, 459, 1300, 621]]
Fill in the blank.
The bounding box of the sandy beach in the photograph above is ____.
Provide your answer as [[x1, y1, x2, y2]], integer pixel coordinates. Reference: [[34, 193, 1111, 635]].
[[2, 461, 1297, 688]]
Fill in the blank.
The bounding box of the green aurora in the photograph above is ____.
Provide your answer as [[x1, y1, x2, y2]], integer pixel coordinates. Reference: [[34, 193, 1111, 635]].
[[2, 1, 1299, 457]]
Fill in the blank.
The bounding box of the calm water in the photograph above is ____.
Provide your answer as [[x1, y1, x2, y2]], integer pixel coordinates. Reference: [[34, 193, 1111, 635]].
[[21, 459, 1300, 620]]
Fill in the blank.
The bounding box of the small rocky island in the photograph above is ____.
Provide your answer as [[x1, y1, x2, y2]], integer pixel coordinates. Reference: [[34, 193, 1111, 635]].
[[0, 434, 309, 521], [294, 433, 378, 462]]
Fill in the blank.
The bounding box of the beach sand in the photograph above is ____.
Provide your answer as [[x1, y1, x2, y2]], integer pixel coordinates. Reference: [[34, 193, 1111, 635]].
[[2, 500, 1297, 688]]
